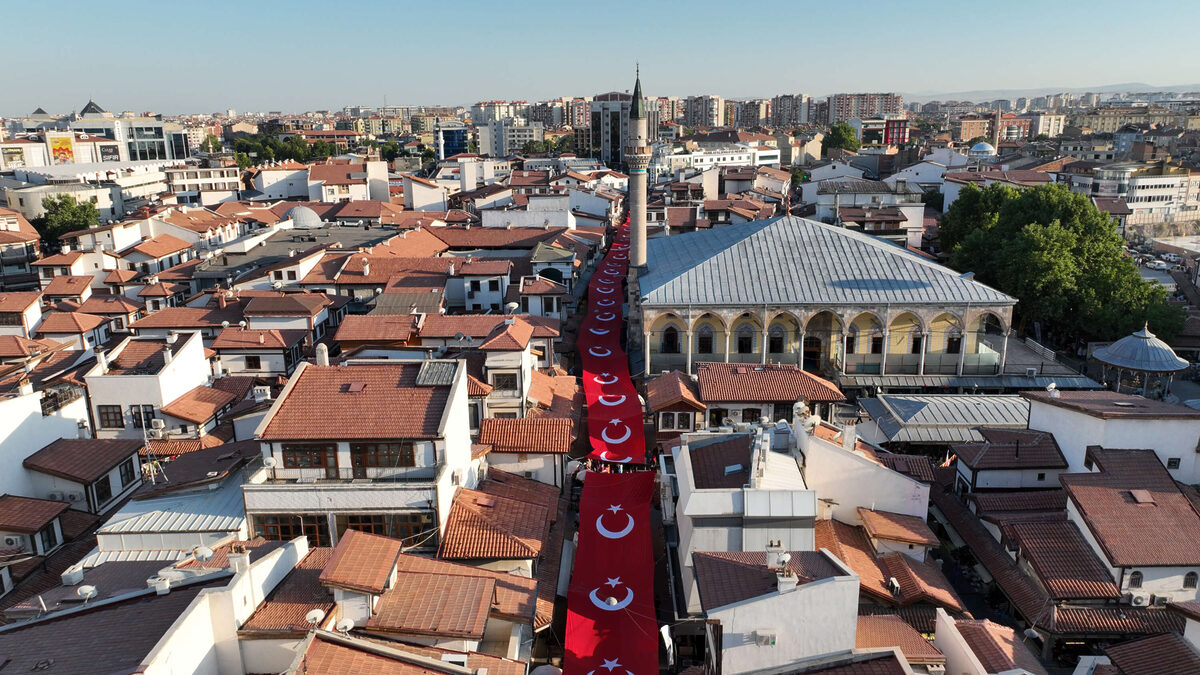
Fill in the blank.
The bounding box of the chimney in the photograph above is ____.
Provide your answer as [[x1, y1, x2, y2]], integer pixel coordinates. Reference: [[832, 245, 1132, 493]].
[[361, 258, 370, 277], [315, 343, 329, 367], [150, 576, 171, 595], [61, 568, 84, 586], [228, 550, 251, 574], [217, 292, 227, 309], [93, 346, 108, 374], [841, 421, 857, 454], [17, 377, 33, 396]]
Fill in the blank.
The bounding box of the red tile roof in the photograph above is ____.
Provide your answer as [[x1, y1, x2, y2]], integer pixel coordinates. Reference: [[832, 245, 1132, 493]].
[[41, 275, 92, 297], [243, 294, 330, 317], [129, 305, 244, 330], [120, 233, 192, 259], [1006, 519, 1121, 600], [0, 336, 63, 359], [695, 361, 845, 404], [260, 362, 453, 440], [75, 294, 143, 314], [857, 508, 938, 546], [419, 313, 559, 340], [0, 292, 41, 313], [874, 453, 936, 483], [692, 550, 842, 611], [479, 317, 535, 351], [646, 370, 704, 412], [954, 428, 1066, 470], [211, 327, 305, 349], [526, 369, 582, 419], [333, 315, 416, 343], [478, 417, 574, 454], [160, 385, 237, 424], [136, 281, 186, 298], [22, 438, 141, 484], [296, 634, 526, 675], [426, 226, 564, 250], [954, 619, 1049, 675], [35, 311, 106, 334], [0, 495, 69, 534], [239, 547, 335, 635], [319, 529, 402, 595], [391, 552, 537, 626], [855, 615, 944, 665], [1105, 632, 1200, 675], [1061, 448, 1200, 567], [438, 488, 549, 560]]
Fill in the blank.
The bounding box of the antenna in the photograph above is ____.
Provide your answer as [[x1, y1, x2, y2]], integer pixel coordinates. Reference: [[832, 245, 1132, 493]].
[[335, 617, 355, 634], [76, 585, 97, 604]]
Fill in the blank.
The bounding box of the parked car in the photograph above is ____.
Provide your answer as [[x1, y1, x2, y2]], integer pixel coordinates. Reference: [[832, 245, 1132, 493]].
[[1146, 259, 1170, 271], [1163, 253, 1182, 263]]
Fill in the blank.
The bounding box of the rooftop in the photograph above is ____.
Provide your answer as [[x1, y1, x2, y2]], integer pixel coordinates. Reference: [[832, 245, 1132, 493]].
[[954, 619, 1050, 675], [1105, 632, 1200, 675], [692, 550, 843, 611], [1006, 519, 1121, 600], [857, 508, 938, 547], [695, 361, 845, 404], [477, 417, 574, 454], [855, 615, 944, 665], [646, 369, 705, 412], [240, 547, 335, 635], [954, 428, 1067, 471], [437, 488, 549, 561], [688, 435, 753, 489], [319, 529, 402, 595], [858, 394, 1029, 444], [0, 495, 68, 534], [23, 438, 142, 485]]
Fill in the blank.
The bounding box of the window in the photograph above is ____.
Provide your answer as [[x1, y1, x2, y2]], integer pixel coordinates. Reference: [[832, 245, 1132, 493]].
[[255, 514, 330, 547], [245, 355, 262, 370], [1084, 457, 1094, 470], [488, 279, 499, 292], [93, 474, 113, 505], [870, 336, 884, 354], [845, 334, 857, 355], [120, 458, 136, 486], [768, 327, 785, 354], [1187, 572, 1199, 589], [1036, 472, 1046, 481], [281, 444, 337, 468], [910, 334, 924, 354], [742, 408, 761, 423], [286, 270, 297, 281], [350, 442, 416, 468], [98, 405, 124, 429], [470, 279, 481, 292], [129, 404, 155, 429], [37, 524, 57, 553], [1129, 571, 1143, 589], [272, 271, 283, 280], [946, 334, 962, 354], [492, 373, 518, 391], [660, 326, 680, 354], [1168, 458, 1181, 470], [736, 326, 754, 354], [660, 411, 692, 431], [697, 326, 714, 354]]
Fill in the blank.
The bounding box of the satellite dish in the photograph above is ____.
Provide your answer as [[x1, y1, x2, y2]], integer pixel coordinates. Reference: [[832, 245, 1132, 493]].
[[193, 546, 214, 563], [779, 552, 792, 565], [221, 320, 230, 328], [505, 301, 519, 314], [1045, 382, 1057, 391], [335, 617, 355, 633], [76, 585, 97, 601], [305, 608, 326, 625], [238, 320, 247, 328], [263, 456, 279, 468], [1023, 628, 1040, 640]]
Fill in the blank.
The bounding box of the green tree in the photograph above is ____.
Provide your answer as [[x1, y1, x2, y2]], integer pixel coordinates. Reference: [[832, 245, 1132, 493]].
[[200, 134, 222, 153], [1033, 134, 1051, 142], [554, 134, 575, 153], [965, 135, 990, 146], [823, 122, 861, 154], [521, 140, 549, 155], [920, 188, 944, 211], [234, 152, 253, 169], [380, 140, 401, 162], [32, 195, 100, 242], [940, 182, 1184, 340]]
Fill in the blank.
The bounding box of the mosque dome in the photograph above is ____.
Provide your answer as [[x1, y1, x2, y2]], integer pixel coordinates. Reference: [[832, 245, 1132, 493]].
[[284, 205, 321, 229], [968, 141, 997, 157], [1093, 324, 1188, 373]]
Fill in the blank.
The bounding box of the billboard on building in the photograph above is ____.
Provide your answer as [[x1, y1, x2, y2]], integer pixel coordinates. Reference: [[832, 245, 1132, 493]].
[[98, 144, 120, 162], [1, 147, 24, 168], [49, 136, 74, 164]]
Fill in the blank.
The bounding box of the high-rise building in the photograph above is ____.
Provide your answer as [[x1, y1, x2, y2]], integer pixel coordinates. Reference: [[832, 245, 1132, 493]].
[[585, 92, 659, 168], [477, 118, 544, 157], [734, 100, 770, 129], [771, 94, 809, 128], [826, 93, 903, 124], [435, 123, 470, 160], [683, 95, 724, 128]]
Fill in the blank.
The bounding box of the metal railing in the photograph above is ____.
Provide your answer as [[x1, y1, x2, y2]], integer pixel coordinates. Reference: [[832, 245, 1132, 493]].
[[262, 466, 438, 484]]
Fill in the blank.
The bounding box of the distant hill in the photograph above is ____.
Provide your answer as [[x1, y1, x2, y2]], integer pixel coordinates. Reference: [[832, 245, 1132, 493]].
[[898, 82, 1200, 104]]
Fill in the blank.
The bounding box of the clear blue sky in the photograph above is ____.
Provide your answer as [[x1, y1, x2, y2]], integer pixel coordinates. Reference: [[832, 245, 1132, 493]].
[[5, 0, 1200, 116]]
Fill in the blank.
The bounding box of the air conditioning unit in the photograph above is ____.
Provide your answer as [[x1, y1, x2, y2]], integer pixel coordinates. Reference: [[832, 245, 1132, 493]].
[[753, 631, 777, 647], [523, 471, 536, 480], [150, 418, 165, 430], [3, 536, 20, 547], [1026, 367, 1039, 377], [46, 491, 63, 502], [1153, 594, 1173, 606], [1131, 592, 1152, 606], [67, 492, 84, 503]]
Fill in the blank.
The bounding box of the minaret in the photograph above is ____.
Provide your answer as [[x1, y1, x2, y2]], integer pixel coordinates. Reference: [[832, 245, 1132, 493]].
[[627, 68, 650, 273]]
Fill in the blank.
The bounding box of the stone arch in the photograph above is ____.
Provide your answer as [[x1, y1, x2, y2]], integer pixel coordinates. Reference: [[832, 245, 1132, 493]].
[[692, 313, 726, 357], [538, 267, 564, 283], [973, 311, 1008, 335], [649, 313, 686, 355], [888, 312, 925, 356], [929, 312, 965, 354], [767, 313, 802, 358], [846, 312, 886, 355], [803, 310, 844, 372], [729, 313, 764, 356]]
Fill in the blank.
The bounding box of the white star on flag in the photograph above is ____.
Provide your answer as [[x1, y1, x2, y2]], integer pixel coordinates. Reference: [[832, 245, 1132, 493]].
[[600, 659, 621, 672], [604, 576, 622, 588], [607, 504, 622, 514]]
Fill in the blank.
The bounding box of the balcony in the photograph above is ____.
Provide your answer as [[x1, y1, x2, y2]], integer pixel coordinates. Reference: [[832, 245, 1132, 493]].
[[844, 354, 882, 375], [244, 466, 442, 514]]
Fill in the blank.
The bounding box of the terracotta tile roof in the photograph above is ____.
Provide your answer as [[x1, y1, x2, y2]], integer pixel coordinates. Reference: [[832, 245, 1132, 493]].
[[1022, 389, 1200, 420], [692, 550, 843, 611], [526, 370, 582, 419], [519, 276, 567, 295], [1006, 520, 1121, 600], [309, 161, 369, 186], [130, 305, 244, 330], [695, 361, 845, 404], [954, 619, 1049, 675], [260, 362, 453, 440], [1105, 633, 1200, 675], [954, 428, 1066, 471], [1060, 448, 1200, 567], [688, 435, 753, 489], [105, 340, 169, 374], [438, 488, 549, 560], [296, 634, 526, 675], [30, 251, 81, 266], [75, 294, 143, 314], [479, 317, 535, 351], [160, 385, 237, 424], [243, 293, 330, 317], [0, 495, 69, 534], [319, 529, 402, 595], [362, 640, 527, 675], [136, 281, 187, 298], [35, 311, 106, 334], [857, 508, 938, 546], [120, 233, 192, 259], [815, 519, 963, 612], [0, 292, 41, 313], [211, 327, 305, 349], [23, 438, 141, 484], [854, 615, 943, 665], [970, 489, 1067, 516], [0, 335, 63, 359], [419, 313, 558, 340], [874, 453, 936, 483], [333, 315, 416, 344], [646, 370, 704, 412], [368, 571, 492, 639], [158, 208, 237, 234], [796, 653, 909, 674], [41, 275, 92, 296], [426, 226, 564, 250], [478, 417, 573, 454], [391, 552, 536, 627], [239, 547, 335, 635], [457, 259, 512, 276]]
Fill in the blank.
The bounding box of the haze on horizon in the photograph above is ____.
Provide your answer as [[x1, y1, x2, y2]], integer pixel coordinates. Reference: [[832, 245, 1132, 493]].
[[4, 0, 1200, 116]]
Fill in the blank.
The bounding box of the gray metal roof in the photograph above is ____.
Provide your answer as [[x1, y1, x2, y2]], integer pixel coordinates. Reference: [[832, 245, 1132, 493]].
[[639, 216, 1015, 308], [1093, 325, 1188, 373], [98, 478, 246, 535], [416, 360, 458, 386], [858, 394, 1029, 444]]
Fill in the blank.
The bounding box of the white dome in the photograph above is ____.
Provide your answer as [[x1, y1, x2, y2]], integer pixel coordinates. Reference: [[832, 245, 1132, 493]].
[[969, 141, 997, 156], [285, 205, 321, 229]]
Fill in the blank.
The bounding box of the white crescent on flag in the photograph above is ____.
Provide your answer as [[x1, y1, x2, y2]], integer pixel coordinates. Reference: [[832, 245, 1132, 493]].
[[601, 420, 632, 444], [593, 373, 619, 385], [597, 394, 626, 406], [589, 586, 634, 611], [588, 346, 612, 357]]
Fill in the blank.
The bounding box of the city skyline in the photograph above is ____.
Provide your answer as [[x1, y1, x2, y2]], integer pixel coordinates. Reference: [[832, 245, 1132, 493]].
[[5, 0, 1200, 116]]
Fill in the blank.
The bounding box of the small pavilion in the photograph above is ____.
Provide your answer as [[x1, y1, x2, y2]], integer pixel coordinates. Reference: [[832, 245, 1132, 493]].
[[1092, 324, 1188, 398]]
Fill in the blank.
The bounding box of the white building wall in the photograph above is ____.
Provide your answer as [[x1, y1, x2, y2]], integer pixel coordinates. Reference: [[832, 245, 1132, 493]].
[[0, 390, 89, 498], [485, 453, 560, 487], [799, 430, 928, 522], [934, 609, 988, 675]]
